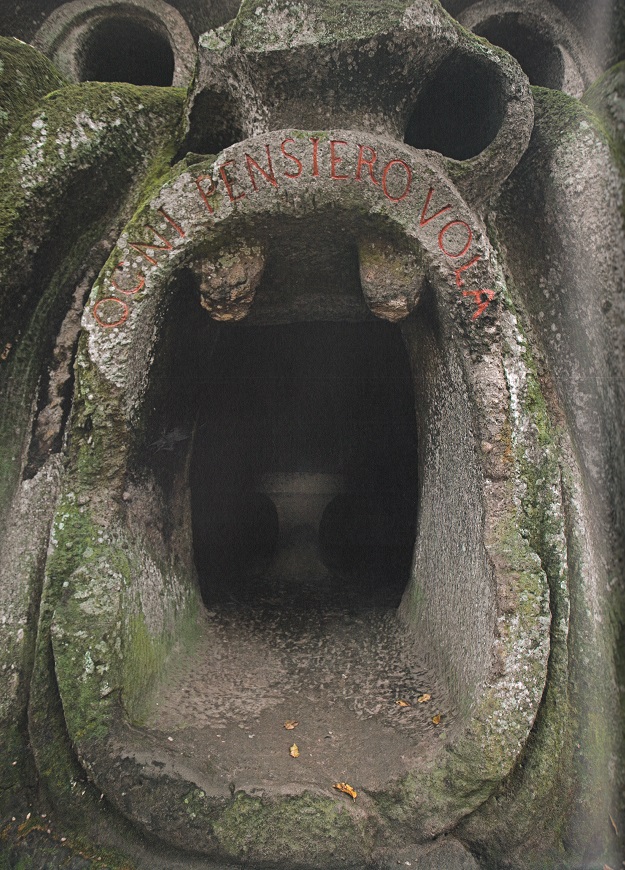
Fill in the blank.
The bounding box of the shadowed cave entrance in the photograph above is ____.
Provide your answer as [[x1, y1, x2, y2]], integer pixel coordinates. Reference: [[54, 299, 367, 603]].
[[145, 313, 458, 781], [191, 320, 418, 611]]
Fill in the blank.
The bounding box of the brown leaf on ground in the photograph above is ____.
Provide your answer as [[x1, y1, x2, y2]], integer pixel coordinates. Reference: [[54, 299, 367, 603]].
[[432, 714, 442, 725], [395, 699, 411, 707], [609, 813, 618, 836], [284, 720, 299, 730], [417, 693, 431, 703], [333, 782, 357, 800], [289, 743, 300, 757]]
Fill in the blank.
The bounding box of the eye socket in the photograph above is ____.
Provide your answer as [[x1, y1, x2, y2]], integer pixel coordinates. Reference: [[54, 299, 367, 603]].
[[404, 51, 505, 161], [34, 0, 196, 89], [79, 17, 175, 86], [472, 13, 565, 90]]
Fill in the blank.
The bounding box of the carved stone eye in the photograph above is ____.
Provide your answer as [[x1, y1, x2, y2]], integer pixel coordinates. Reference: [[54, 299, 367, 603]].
[[404, 50, 506, 160], [457, 0, 597, 98], [33, 0, 196, 87]]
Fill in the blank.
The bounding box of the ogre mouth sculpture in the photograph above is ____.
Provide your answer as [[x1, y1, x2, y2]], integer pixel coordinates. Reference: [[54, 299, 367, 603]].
[[0, 1, 623, 868]]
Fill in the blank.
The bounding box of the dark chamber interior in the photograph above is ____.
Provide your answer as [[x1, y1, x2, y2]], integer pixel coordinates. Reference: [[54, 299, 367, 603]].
[[405, 51, 505, 160], [190, 320, 419, 611], [473, 14, 565, 90], [80, 18, 175, 86]]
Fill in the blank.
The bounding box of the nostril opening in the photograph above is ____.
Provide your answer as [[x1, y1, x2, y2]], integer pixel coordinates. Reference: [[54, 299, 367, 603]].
[[80, 18, 175, 86], [473, 14, 565, 89], [404, 52, 505, 160]]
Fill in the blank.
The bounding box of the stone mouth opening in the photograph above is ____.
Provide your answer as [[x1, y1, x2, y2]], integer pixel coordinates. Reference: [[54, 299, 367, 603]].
[[138, 299, 459, 801], [79, 17, 175, 86], [190, 320, 419, 612]]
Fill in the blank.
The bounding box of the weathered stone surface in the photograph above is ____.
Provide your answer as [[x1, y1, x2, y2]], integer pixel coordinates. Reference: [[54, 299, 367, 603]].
[[458, 84, 625, 870], [458, 0, 598, 96], [0, 36, 66, 147], [374, 837, 479, 869], [183, 0, 534, 205], [33, 0, 197, 87], [358, 237, 425, 320], [198, 241, 266, 319], [0, 1, 623, 869]]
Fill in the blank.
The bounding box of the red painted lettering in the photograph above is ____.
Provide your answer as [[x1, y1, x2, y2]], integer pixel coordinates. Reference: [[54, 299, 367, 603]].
[[245, 145, 278, 190], [355, 144, 379, 185], [453, 254, 482, 288], [310, 137, 320, 177], [111, 261, 145, 296], [195, 174, 217, 213], [280, 138, 303, 178], [419, 187, 451, 227], [463, 288, 496, 320], [157, 207, 185, 238], [219, 160, 246, 203], [438, 220, 473, 259], [381, 159, 412, 203], [93, 298, 129, 328], [330, 140, 350, 180], [130, 226, 175, 266]]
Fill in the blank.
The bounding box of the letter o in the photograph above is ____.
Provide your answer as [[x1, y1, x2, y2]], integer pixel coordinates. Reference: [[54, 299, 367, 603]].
[[438, 220, 473, 259], [93, 298, 129, 328], [381, 159, 412, 203]]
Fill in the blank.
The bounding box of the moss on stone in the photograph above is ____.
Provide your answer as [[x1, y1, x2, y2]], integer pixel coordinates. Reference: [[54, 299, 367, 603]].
[[0, 82, 184, 538], [213, 790, 374, 866], [233, 0, 413, 49], [530, 86, 610, 151], [122, 602, 200, 725], [0, 38, 66, 152], [583, 62, 625, 168], [0, 82, 184, 351]]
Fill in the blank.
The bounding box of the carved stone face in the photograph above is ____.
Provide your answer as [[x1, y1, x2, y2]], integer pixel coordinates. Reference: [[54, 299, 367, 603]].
[[0, 1, 623, 868]]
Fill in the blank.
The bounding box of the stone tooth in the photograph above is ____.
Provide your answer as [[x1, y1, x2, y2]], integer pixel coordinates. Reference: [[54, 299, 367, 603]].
[[357, 237, 425, 322], [197, 243, 266, 321]]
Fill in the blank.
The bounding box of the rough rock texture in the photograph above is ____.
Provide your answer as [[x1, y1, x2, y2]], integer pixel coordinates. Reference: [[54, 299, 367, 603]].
[[0, 36, 66, 145], [457, 0, 598, 96], [32, 0, 197, 87], [0, 2, 623, 869]]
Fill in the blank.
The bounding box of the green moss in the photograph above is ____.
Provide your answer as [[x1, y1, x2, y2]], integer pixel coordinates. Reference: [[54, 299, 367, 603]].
[[233, 0, 412, 48], [0, 82, 184, 529], [0, 821, 137, 869], [0, 82, 184, 354], [531, 87, 611, 150], [583, 62, 625, 169], [122, 604, 200, 725], [213, 791, 373, 865], [0, 38, 66, 151]]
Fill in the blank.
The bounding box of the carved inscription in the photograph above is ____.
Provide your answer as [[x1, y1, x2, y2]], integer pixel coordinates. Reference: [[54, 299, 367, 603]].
[[93, 137, 494, 328]]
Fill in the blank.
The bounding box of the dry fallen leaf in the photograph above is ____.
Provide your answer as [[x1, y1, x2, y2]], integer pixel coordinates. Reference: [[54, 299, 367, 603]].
[[417, 693, 431, 703], [609, 813, 618, 836], [395, 699, 411, 707], [333, 782, 357, 800], [432, 714, 442, 725], [289, 743, 300, 758], [284, 720, 299, 730]]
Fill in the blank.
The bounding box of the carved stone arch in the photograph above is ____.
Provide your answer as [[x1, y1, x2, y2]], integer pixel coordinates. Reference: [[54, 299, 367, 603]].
[[36, 130, 560, 863]]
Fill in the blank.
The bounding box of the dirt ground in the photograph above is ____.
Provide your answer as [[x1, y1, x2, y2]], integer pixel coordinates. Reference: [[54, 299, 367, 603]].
[[142, 576, 456, 796]]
